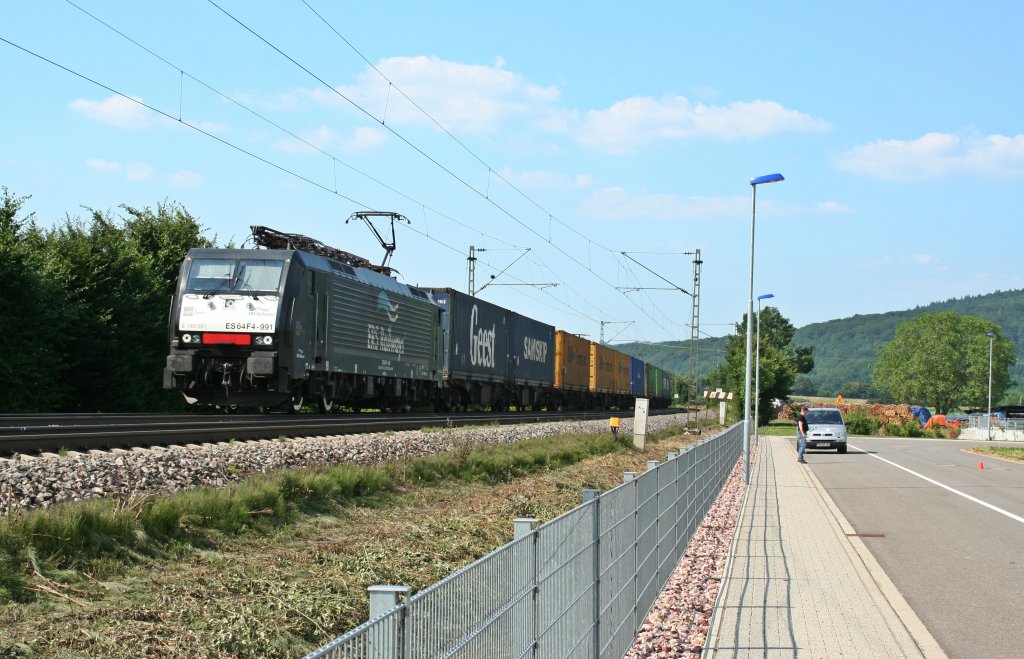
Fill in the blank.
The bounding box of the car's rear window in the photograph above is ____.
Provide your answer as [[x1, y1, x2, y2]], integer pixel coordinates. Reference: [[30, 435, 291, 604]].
[[807, 410, 844, 425]]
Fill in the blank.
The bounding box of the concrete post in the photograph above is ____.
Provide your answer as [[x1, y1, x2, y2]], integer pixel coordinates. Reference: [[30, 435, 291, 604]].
[[514, 517, 540, 541], [367, 584, 412, 659]]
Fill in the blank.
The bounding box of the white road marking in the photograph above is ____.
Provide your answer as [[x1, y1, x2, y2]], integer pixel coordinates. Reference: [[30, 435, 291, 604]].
[[849, 444, 1024, 525]]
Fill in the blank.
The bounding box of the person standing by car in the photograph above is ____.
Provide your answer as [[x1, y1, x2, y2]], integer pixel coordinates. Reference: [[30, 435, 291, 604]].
[[797, 406, 809, 463]]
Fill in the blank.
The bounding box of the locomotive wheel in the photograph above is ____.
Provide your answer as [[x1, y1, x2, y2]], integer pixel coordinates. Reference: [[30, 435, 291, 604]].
[[287, 395, 304, 414], [318, 395, 335, 414]]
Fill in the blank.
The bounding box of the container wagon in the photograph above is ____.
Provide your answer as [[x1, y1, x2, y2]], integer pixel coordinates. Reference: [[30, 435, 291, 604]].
[[554, 330, 590, 409], [427, 289, 556, 411]]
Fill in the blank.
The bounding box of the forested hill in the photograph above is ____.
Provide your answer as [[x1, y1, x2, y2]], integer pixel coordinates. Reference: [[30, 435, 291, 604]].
[[615, 289, 1024, 397], [792, 289, 1024, 396], [614, 336, 730, 387]]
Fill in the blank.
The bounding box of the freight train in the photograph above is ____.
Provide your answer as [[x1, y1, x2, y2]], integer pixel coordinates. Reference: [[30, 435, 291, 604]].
[[163, 226, 674, 413]]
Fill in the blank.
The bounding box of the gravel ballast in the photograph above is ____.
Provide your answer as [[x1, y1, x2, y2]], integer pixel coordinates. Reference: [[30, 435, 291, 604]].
[[0, 413, 694, 515]]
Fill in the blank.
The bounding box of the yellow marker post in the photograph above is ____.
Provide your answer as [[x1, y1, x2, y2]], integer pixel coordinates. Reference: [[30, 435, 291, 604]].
[[609, 417, 620, 438]]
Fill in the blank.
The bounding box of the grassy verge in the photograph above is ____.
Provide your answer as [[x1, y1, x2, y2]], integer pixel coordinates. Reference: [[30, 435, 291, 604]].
[[0, 420, 717, 658], [969, 446, 1024, 462], [758, 420, 796, 437]]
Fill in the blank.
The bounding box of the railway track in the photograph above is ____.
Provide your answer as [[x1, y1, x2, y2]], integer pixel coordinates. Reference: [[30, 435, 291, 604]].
[[0, 410, 673, 456]]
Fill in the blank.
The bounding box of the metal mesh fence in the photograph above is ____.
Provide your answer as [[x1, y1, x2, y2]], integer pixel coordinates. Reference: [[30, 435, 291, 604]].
[[304, 422, 743, 659]]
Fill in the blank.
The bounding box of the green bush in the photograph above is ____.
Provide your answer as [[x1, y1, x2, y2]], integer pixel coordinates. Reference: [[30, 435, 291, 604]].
[[902, 419, 925, 438], [845, 409, 880, 436]]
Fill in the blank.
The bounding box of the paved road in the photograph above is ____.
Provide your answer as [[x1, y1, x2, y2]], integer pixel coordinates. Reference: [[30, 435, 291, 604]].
[[802, 437, 1024, 659]]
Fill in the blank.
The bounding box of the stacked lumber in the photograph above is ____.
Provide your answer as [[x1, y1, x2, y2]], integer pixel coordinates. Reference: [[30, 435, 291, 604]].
[[778, 402, 913, 424], [865, 403, 914, 424]]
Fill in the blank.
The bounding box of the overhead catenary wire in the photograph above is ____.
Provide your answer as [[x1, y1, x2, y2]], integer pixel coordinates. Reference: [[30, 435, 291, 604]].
[[207, 0, 680, 338], [60, 0, 658, 335], [59, 0, 527, 255], [6, 4, 687, 341]]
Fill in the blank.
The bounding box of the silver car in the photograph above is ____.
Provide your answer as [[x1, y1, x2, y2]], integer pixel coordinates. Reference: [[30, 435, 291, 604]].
[[805, 407, 848, 453]]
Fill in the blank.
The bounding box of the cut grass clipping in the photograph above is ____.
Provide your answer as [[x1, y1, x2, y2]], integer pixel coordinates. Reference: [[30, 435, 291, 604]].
[[0, 424, 689, 605]]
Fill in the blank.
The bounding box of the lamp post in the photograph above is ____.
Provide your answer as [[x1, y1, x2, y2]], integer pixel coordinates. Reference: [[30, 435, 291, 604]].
[[743, 173, 784, 485], [754, 293, 775, 444], [987, 331, 995, 440]]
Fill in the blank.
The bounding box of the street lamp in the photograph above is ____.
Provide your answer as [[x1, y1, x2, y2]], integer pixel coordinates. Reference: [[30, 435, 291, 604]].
[[754, 293, 775, 444], [743, 173, 784, 485], [987, 331, 995, 440]]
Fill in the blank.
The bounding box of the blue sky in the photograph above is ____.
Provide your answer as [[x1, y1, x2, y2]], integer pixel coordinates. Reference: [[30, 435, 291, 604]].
[[3, 1, 1022, 344]]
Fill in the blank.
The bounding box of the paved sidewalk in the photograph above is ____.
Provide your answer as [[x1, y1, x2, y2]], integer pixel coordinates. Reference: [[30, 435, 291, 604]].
[[704, 435, 945, 658]]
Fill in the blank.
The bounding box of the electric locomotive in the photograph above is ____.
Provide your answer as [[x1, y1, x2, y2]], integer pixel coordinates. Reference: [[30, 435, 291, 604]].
[[163, 226, 442, 412]]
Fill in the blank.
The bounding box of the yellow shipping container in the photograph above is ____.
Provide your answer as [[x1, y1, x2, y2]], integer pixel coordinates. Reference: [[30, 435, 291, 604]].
[[555, 330, 590, 391], [612, 349, 632, 395], [589, 343, 616, 393]]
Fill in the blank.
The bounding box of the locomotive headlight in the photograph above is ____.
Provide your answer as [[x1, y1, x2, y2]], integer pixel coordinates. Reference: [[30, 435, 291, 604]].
[[262, 335, 273, 345], [181, 333, 192, 344], [254, 335, 273, 346]]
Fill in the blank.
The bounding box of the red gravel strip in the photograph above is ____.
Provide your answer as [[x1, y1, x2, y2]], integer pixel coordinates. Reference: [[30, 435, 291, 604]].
[[625, 451, 749, 658]]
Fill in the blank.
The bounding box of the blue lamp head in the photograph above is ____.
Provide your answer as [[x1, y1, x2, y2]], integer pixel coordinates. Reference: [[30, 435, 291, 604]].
[[987, 331, 995, 337], [750, 173, 784, 186], [757, 293, 775, 301]]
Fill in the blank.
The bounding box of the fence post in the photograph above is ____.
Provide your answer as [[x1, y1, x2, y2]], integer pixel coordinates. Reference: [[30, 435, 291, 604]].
[[514, 517, 540, 540], [367, 584, 411, 659], [623, 471, 636, 483], [512, 517, 540, 657], [582, 488, 601, 657]]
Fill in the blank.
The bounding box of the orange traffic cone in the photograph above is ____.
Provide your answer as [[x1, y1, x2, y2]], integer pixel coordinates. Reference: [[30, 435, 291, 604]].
[[978, 461, 985, 470]]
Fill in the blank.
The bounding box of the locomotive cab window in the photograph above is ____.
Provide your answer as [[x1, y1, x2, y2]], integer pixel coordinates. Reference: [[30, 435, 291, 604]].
[[186, 258, 285, 294]]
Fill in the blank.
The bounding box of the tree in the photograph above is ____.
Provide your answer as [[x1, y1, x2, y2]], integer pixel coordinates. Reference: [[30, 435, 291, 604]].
[[720, 307, 814, 425], [0, 188, 63, 411], [1, 193, 213, 412], [871, 311, 1015, 414]]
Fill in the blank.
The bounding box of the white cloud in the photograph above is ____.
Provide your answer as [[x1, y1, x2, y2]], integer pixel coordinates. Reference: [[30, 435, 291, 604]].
[[579, 187, 749, 221], [84, 158, 154, 182], [813, 201, 854, 214], [575, 96, 830, 154], [124, 162, 154, 181], [85, 158, 122, 174], [858, 254, 945, 270], [168, 170, 203, 187], [835, 132, 1024, 181], [189, 119, 231, 134], [344, 126, 388, 153], [70, 95, 152, 129], [497, 167, 592, 191], [274, 126, 339, 154], [275, 125, 387, 154], [317, 55, 562, 134]]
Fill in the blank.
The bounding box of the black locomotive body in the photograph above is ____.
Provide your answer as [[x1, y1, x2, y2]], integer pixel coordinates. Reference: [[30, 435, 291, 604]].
[[164, 245, 442, 412]]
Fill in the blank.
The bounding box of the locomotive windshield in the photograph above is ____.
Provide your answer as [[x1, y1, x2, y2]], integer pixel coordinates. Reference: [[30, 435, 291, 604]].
[[186, 258, 284, 295]]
